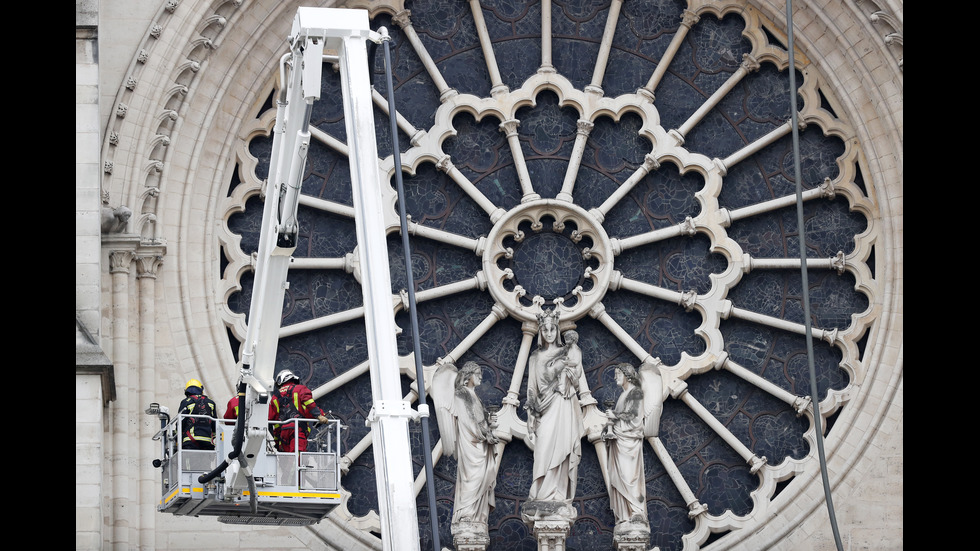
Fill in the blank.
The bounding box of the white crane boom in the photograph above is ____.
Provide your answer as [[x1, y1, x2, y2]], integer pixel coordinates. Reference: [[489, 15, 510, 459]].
[[151, 11, 421, 544]]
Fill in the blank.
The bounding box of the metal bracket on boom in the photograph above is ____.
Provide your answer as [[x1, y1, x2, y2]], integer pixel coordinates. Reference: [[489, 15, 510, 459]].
[[367, 400, 421, 424]]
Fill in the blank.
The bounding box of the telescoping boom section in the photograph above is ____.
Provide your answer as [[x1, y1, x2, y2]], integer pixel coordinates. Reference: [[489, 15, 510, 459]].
[[149, 7, 379, 526]]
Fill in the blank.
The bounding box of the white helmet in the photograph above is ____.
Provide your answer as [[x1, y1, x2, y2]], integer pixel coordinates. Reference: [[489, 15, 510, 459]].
[[275, 369, 298, 387]]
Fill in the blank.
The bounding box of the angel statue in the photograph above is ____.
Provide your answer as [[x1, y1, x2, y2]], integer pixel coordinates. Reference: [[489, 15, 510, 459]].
[[432, 361, 500, 542]]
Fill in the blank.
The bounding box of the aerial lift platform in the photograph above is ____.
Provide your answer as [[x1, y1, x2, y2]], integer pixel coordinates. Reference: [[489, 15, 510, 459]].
[[148, 8, 421, 533], [151, 411, 343, 526]]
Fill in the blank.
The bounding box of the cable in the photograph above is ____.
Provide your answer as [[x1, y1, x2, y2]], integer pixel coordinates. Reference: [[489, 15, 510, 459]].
[[785, 2, 843, 550], [379, 27, 442, 551]]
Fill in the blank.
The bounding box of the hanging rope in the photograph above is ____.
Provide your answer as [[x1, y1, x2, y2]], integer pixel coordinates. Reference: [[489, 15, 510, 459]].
[[784, 2, 843, 549], [379, 27, 442, 551]]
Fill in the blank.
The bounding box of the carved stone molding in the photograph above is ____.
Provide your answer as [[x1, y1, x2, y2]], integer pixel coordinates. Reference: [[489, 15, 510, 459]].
[[482, 200, 613, 324], [452, 522, 490, 551], [613, 521, 651, 551]]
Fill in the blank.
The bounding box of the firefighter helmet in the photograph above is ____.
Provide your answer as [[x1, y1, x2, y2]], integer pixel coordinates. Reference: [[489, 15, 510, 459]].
[[275, 370, 298, 387], [185, 378, 204, 394]]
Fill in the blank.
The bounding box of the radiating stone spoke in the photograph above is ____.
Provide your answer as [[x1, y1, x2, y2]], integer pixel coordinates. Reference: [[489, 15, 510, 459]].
[[556, 120, 595, 203], [723, 300, 839, 345], [406, 219, 485, 253], [434, 155, 506, 222], [668, 379, 768, 474], [372, 87, 426, 147], [725, 178, 838, 223], [668, 54, 761, 146], [641, 10, 700, 97], [311, 125, 350, 157], [408, 276, 487, 309], [648, 436, 707, 518], [614, 273, 698, 312], [713, 119, 803, 176], [588, 154, 660, 223], [716, 353, 812, 415], [467, 0, 507, 96], [611, 216, 697, 254], [298, 192, 356, 219], [743, 251, 848, 275], [437, 303, 508, 366], [588, 302, 658, 367], [280, 306, 366, 338], [584, 0, 625, 96], [289, 254, 355, 271], [391, 10, 457, 102]]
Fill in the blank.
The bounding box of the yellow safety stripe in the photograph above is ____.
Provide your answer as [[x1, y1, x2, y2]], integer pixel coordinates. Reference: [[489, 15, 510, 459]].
[[275, 387, 313, 413], [243, 490, 342, 499], [160, 486, 204, 506], [162, 487, 339, 505]]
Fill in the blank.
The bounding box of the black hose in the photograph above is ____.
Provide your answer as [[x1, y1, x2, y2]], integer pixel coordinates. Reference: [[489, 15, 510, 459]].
[[367, 39, 379, 87], [380, 27, 442, 551], [199, 382, 248, 484], [784, 2, 843, 549], [245, 454, 258, 513]]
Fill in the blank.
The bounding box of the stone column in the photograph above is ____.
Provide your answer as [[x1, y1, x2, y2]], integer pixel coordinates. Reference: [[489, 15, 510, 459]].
[[521, 501, 576, 551], [530, 518, 571, 551], [613, 523, 651, 551], [136, 251, 164, 547], [453, 529, 491, 551], [107, 248, 135, 550]]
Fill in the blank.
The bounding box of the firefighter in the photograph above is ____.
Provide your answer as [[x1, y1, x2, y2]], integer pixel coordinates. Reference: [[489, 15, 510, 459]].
[[268, 369, 328, 452], [223, 395, 240, 425], [178, 379, 217, 450]]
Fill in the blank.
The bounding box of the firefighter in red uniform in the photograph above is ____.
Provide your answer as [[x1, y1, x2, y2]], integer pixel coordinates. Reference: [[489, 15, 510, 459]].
[[223, 395, 240, 425], [178, 379, 217, 450], [268, 369, 328, 452]]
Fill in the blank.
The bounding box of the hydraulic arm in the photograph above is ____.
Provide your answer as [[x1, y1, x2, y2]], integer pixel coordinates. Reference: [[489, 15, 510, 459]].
[[219, 10, 329, 493], [153, 10, 422, 541]]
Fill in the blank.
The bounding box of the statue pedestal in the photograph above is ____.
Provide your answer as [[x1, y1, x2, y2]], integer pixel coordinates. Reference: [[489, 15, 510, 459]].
[[613, 519, 651, 551], [521, 500, 577, 551], [451, 522, 490, 551]]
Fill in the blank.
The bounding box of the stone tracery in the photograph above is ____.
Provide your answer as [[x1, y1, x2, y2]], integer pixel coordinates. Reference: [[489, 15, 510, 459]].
[[213, 1, 880, 549]]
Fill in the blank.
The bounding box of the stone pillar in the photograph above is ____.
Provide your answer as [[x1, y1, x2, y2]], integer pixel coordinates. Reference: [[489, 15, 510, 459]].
[[452, 525, 491, 551], [530, 518, 571, 551], [521, 501, 576, 551], [108, 248, 135, 550], [613, 522, 651, 551], [136, 251, 164, 548]]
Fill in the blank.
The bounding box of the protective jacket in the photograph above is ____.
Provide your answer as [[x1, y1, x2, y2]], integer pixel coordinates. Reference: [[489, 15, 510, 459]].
[[269, 382, 325, 452], [224, 397, 240, 421], [179, 393, 217, 449]]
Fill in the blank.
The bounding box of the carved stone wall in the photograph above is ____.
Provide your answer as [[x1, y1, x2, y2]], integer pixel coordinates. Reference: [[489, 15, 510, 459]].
[[77, 1, 901, 549]]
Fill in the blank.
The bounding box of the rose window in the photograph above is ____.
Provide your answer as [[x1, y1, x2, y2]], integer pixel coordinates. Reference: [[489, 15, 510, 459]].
[[217, 1, 877, 550]]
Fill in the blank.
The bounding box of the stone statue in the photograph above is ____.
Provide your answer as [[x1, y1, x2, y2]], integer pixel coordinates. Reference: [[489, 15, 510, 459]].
[[602, 363, 649, 530], [639, 362, 664, 439], [101, 205, 132, 234], [523, 309, 584, 513], [558, 330, 582, 396], [432, 361, 500, 543]]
